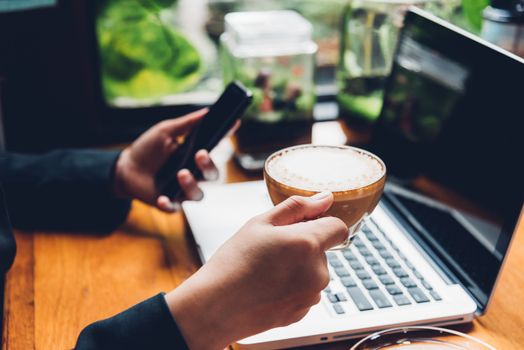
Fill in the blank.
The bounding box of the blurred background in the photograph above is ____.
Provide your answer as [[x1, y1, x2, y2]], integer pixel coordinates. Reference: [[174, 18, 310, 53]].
[[0, 0, 520, 154]]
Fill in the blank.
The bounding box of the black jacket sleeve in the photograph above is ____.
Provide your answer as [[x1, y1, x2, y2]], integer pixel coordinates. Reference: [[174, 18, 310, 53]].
[[0, 150, 130, 232], [75, 293, 189, 350], [0, 150, 189, 349]]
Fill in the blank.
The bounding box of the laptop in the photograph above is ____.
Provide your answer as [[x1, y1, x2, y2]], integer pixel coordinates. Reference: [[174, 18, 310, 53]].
[[182, 8, 524, 349]]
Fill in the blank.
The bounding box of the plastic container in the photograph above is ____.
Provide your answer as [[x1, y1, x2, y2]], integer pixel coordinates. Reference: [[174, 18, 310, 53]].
[[220, 10, 317, 122], [220, 11, 317, 169]]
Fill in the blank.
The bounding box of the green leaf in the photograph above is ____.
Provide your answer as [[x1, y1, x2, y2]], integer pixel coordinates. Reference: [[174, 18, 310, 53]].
[[98, 0, 150, 21], [462, 0, 489, 32], [96, 0, 202, 102], [99, 41, 144, 81], [137, 0, 177, 11], [109, 18, 174, 69], [162, 27, 202, 78]]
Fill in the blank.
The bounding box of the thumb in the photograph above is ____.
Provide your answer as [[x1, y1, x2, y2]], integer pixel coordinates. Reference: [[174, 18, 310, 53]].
[[160, 108, 208, 138], [264, 192, 334, 226], [287, 216, 349, 251]]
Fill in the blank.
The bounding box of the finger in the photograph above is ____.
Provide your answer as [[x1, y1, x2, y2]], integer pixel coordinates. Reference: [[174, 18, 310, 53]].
[[156, 195, 181, 213], [159, 108, 209, 138], [263, 192, 334, 226], [225, 119, 241, 138], [305, 293, 322, 307], [288, 216, 348, 251], [177, 169, 204, 201], [195, 150, 219, 181]]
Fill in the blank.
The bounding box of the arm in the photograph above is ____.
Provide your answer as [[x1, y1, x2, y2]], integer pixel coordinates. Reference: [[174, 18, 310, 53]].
[[0, 109, 219, 232], [75, 193, 347, 350], [0, 150, 130, 232], [75, 294, 188, 350]]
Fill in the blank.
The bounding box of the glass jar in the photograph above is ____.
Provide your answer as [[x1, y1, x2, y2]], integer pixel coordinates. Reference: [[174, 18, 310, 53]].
[[220, 10, 317, 170], [481, 1, 524, 57], [351, 326, 496, 350], [337, 0, 430, 124]]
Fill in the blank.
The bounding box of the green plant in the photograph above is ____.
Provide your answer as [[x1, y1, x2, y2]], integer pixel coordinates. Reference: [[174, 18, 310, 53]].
[[97, 0, 203, 103], [462, 0, 490, 32]]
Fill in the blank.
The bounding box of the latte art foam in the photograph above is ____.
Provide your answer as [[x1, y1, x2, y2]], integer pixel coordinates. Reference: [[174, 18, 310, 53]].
[[266, 145, 385, 192]]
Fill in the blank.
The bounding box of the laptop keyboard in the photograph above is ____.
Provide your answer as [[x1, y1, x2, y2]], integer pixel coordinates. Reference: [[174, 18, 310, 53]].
[[324, 220, 442, 315]]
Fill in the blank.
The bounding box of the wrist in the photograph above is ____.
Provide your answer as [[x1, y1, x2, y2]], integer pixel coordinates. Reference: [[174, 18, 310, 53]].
[[113, 149, 132, 199], [165, 273, 237, 350]]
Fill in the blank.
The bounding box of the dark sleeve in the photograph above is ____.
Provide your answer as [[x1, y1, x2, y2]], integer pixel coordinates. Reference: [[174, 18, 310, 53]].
[[0, 150, 130, 232], [75, 293, 189, 350]]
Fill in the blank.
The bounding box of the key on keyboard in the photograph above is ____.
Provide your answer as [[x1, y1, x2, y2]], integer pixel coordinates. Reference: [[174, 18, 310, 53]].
[[363, 280, 379, 290], [340, 276, 357, 287], [379, 275, 395, 285], [408, 287, 430, 303], [329, 259, 343, 268], [358, 247, 372, 256], [385, 258, 401, 268], [343, 250, 357, 261], [326, 252, 337, 261], [335, 267, 350, 277], [327, 293, 338, 303], [422, 280, 433, 290], [346, 287, 374, 311], [393, 294, 412, 306], [400, 277, 417, 288], [378, 249, 393, 259], [393, 268, 409, 278], [361, 225, 372, 234], [413, 269, 423, 279], [430, 290, 442, 301], [365, 232, 379, 242], [335, 292, 347, 302], [372, 265, 387, 275], [365, 256, 380, 265], [369, 290, 392, 308], [386, 285, 403, 295], [356, 270, 371, 280], [333, 304, 345, 314], [372, 241, 385, 250], [349, 261, 364, 270], [353, 237, 365, 248]]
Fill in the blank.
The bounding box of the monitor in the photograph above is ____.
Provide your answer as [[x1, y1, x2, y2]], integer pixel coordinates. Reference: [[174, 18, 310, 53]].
[[371, 7, 524, 312]]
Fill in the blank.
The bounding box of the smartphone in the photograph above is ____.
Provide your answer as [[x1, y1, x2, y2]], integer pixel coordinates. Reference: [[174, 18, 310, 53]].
[[156, 81, 253, 200]]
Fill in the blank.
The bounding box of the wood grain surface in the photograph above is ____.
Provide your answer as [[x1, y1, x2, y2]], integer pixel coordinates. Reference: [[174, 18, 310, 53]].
[[2, 129, 523, 350]]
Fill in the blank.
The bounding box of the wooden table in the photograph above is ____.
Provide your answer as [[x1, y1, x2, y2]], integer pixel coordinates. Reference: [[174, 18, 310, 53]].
[[3, 123, 524, 349]]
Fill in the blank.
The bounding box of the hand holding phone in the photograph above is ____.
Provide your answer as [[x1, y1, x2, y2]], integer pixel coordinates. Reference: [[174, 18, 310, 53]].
[[155, 82, 253, 201]]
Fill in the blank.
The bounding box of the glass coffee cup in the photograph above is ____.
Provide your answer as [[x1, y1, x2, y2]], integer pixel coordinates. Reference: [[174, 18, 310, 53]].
[[264, 144, 386, 249]]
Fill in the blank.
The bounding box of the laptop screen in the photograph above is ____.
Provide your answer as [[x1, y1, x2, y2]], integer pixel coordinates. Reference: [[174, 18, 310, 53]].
[[372, 8, 524, 312]]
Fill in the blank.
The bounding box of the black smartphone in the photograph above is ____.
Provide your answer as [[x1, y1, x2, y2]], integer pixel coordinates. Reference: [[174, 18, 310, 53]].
[[156, 81, 253, 200]]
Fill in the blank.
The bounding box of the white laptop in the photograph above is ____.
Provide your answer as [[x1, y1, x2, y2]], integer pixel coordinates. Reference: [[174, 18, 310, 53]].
[[182, 8, 524, 350]]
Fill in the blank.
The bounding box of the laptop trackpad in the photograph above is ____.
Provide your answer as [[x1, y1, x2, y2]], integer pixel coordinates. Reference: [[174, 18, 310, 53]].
[[182, 181, 272, 261]]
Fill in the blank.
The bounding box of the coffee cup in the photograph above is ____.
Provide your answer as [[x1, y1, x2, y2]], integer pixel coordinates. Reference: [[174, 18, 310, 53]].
[[264, 144, 386, 249]]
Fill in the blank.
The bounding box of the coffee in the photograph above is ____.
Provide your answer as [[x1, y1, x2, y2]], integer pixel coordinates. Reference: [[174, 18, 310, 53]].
[[264, 145, 386, 247]]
